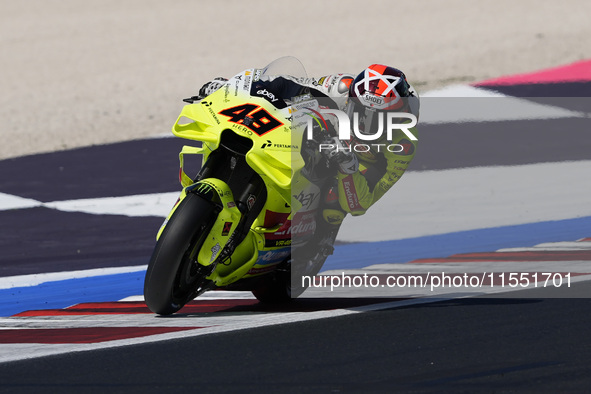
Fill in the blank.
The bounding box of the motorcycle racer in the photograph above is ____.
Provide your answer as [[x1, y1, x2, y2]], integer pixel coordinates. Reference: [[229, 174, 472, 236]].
[[145, 59, 420, 312], [194, 64, 420, 226]]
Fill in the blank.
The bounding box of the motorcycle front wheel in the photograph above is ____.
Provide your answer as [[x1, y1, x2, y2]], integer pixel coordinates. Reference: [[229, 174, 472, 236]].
[[144, 193, 218, 315]]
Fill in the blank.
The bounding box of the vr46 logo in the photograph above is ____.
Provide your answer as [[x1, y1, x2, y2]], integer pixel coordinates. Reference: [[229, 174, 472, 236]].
[[219, 104, 283, 136]]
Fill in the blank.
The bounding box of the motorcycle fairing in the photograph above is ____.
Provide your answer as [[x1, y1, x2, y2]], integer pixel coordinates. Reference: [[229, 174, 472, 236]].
[[171, 70, 305, 206], [158, 65, 319, 287]]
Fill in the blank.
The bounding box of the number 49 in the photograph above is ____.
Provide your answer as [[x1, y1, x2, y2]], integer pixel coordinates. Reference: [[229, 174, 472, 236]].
[[219, 104, 283, 136]]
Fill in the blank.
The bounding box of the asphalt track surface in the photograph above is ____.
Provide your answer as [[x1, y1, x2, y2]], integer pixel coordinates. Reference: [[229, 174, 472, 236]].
[[2, 285, 591, 393], [1, 66, 590, 392]]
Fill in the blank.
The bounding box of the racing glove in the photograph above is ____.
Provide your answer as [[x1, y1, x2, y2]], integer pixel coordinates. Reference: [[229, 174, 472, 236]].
[[198, 77, 227, 98], [324, 137, 359, 175], [183, 77, 228, 103]]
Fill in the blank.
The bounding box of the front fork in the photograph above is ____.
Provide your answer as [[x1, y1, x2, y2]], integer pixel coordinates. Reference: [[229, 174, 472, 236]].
[[158, 178, 242, 267], [160, 143, 276, 287]]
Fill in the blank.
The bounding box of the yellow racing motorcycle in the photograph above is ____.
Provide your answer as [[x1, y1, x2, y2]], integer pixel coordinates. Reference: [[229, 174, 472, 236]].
[[144, 57, 340, 315]]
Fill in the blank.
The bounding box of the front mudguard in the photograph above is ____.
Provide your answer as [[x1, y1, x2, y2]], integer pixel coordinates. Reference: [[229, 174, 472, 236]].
[[157, 178, 242, 267]]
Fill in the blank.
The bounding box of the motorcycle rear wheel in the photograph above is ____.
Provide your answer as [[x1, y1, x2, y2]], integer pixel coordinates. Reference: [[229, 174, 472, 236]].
[[252, 269, 293, 303], [252, 262, 309, 303], [144, 193, 218, 315]]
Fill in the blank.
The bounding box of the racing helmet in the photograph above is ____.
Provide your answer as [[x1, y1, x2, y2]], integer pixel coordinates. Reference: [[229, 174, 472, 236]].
[[346, 64, 419, 137]]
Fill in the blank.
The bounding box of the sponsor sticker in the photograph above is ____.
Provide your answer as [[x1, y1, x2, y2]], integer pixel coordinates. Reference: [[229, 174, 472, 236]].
[[222, 222, 233, 236]]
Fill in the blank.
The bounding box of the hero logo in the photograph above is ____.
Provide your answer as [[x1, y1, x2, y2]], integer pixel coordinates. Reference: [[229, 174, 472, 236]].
[[257, 88, 279, 103]]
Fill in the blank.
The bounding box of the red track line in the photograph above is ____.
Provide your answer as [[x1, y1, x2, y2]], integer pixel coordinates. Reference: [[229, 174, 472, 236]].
[[474, 59, 591, 86], [410, 250, 591, 263], [0, 326, 203, 344]]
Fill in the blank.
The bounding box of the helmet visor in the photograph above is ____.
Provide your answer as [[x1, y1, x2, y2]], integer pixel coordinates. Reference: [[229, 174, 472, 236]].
[[345, 97, 413, 138]]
